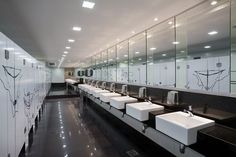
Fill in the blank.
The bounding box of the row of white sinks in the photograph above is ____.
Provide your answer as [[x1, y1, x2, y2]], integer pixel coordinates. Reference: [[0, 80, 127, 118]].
[[78, 84, 215, 146]]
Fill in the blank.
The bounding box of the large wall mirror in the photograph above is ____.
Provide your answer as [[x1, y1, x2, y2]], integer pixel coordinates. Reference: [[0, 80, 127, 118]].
[[117, 40, 129, 83], [176, 0, 230, 93], [147, 18, 175, 87], [84, 0, 235, 95], [108, 46, 117, 81], [94, 54, 102, 80], [129, 33, 146, 85], [102, 51, 108, 81]]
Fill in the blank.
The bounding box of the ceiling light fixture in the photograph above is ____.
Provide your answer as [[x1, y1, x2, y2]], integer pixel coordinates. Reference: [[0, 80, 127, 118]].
[[135, 51, 140, 54], [68, 39, 75, 43], [204, 45, 211, 49], [168, 21, 173, 25], [64, 51, 68, 54], [150, 47, 156, 51], [208, 31, 218, 35], [82, 1, 95, 9], [172, 41, 180, 45], [124, 54, 128, 57], [72, 26, 82, 31], [162, 54, 167, 56], [211, 1, 218, 5], [154, 18, 158, 21], [131, 31, 135, 34], [65, 47, 71, 49]]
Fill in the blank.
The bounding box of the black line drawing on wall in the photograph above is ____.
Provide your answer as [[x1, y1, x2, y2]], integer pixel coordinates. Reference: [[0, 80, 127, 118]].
[[24, 88, 39, 129], [0, 65, 22, 117], [193, 69, 229, 91]]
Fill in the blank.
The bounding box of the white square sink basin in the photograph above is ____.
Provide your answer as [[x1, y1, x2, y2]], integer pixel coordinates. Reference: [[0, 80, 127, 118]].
[[78, 84, 90, 90], [155, 111, 215, 145], [99, 92, 121, 103], [87, 87, 100, 94], [126, 102, 164, 121], [110, 96, 138, 109], [92, 89, 110, 98], [83, 86, 95, 92]]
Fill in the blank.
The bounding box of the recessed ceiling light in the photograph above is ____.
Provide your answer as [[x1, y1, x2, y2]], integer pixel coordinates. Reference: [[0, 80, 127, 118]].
[[135, 51, 140, 54], [131, 31, 135, 34], [124, 54, 128, 57], [82, 1, 95, 9], [65, 47, 71, 49], [4, 47, 14, 51], [168, 21, 173, 25], [150, 47, 156, 51], [72, 26, 82, 31], [68, 39, 75, 43], [64, 51, 68, 54], [154, 18, 158, 21], [172, 41, 180, 45], [62, 54, 66, 57], [204, 45, 211, 49], [162, 54, 167, 56], [208, 31, 218, 35], [211, 1, 218, 5], [147, 35, 152, 38]]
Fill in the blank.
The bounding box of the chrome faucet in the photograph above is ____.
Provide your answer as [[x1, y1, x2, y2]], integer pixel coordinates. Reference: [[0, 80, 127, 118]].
[[110, 83, 115, 92], [101, 82, 106, 90], [184, 105, 194, 117], [95, 81, 100, 88]]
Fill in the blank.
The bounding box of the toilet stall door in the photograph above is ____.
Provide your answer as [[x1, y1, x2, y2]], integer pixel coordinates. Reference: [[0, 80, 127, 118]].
[[0, 32, 8, 157]]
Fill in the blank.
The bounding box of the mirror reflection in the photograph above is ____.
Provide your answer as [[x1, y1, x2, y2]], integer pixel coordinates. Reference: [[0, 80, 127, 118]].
[[176, 0, 230, 93], [108, 46, 117, 81], [147, 18, 175, 87], [102, 51, 108, 81], [117, 40, 129, 83], [129, 33, 146, 85]]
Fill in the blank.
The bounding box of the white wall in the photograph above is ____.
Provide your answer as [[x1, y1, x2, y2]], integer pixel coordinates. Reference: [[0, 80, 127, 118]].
[[51, 68, 65, 83]]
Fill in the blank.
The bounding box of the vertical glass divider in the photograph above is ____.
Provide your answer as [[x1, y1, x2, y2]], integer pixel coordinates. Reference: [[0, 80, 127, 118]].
[[174, 16, 177, 88], [115, 45, 118, 82], [128, 39, 130, 83], [145, 30, 148, 85]]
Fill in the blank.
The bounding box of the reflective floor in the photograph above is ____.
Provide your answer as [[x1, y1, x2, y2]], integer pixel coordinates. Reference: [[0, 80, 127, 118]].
[[25, 98, 174, 157]]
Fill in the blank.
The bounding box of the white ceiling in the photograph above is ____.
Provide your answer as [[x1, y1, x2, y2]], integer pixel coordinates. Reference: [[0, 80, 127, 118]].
[[0, 0, 205, 67]]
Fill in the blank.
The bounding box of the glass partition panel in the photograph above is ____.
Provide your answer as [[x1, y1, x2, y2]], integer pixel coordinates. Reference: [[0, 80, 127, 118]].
[[117, 40, 129, 83], [231, 0, 236, 93], [176, 0, 230, 93], [129, 32, 146, 84], [108, 46, 117, 81], [102, 50, 108, 81], [95, 54, 102, 80], [147, 18, 176, 87]]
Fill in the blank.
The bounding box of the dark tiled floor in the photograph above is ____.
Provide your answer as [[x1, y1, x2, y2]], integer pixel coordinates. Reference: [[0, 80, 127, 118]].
[[25, 98, 174, 157]]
